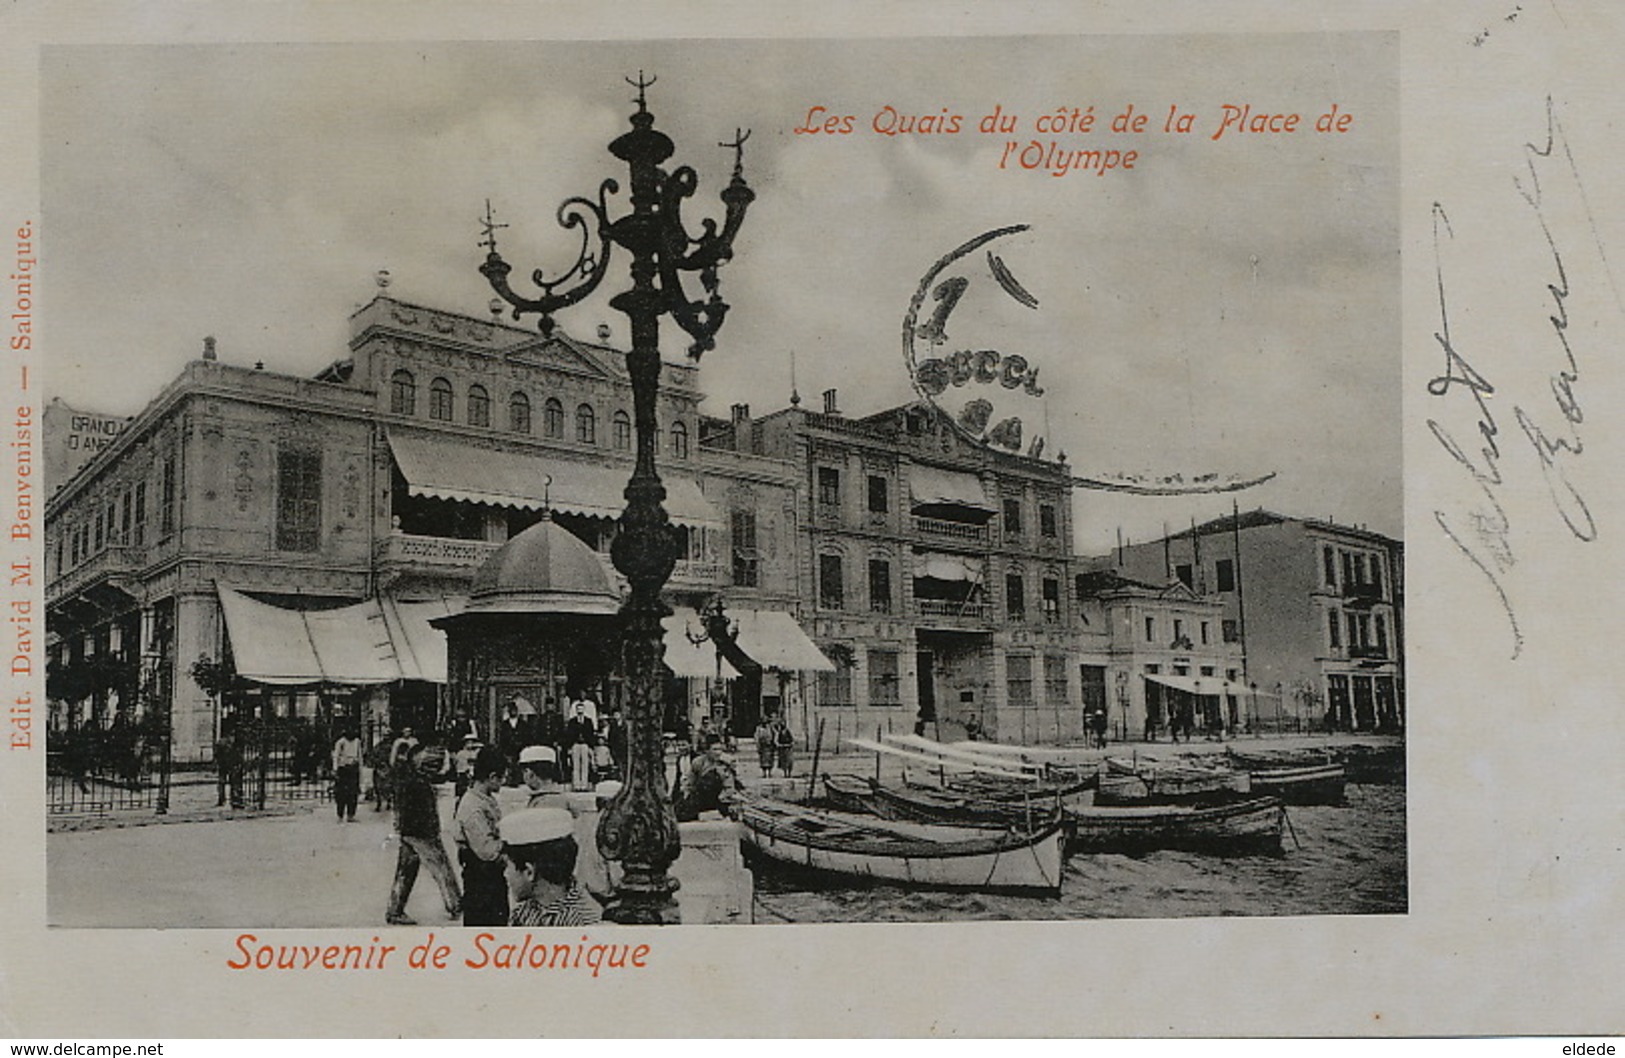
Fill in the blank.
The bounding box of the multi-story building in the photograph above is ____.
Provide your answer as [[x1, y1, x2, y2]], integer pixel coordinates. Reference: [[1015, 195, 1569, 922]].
[[44, 293, 807, 762], [711, 389, 1085, 748], [1072, 568, 1239, 741], [1109, 510, 1404, 733]]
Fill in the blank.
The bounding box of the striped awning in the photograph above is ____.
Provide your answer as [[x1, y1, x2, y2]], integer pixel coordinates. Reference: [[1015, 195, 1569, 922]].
[[387, 430, 721, 528]]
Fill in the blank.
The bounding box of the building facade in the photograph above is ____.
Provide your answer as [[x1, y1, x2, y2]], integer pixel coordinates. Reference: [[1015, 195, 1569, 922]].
[[712, 391, 1086, 749], [1073, 569, 1239, 741], [1107, 511, 1405, 733], [44, 295, 804, 762]]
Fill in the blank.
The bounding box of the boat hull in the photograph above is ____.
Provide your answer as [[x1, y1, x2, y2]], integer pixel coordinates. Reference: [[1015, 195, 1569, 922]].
[[1248, 764, 1346, 805], [1065, 796, 1286, 856], [739, 799, 1066, 894]]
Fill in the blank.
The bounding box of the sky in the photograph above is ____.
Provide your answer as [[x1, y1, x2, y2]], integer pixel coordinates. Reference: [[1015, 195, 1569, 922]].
[[40, 34, 1399, 553]]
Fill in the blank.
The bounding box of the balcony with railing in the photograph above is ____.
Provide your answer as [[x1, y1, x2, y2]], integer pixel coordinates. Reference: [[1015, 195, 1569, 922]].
[[913, 516, 990, 544], [914, 598, 992, 621], [376, 532, 502, 572], [1348, 643, 1389, 662], [47, 544, 147, 605]]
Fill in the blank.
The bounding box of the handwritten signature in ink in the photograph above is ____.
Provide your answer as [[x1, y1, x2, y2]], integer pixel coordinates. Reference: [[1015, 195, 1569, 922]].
[[1427, 97, 1608, 660]]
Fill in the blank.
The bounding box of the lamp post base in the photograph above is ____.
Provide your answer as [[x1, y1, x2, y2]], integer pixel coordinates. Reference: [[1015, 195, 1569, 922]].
[[601, 869, 681, 925]]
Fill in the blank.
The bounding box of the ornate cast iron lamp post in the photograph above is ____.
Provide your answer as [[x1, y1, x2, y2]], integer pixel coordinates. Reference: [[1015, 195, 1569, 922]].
[[480, 75, 753, 924]]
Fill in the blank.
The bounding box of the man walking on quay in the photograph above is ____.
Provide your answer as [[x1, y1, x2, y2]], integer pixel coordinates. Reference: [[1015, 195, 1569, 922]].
[[386, 743, 461, 926], [454, 746, 508, 927]]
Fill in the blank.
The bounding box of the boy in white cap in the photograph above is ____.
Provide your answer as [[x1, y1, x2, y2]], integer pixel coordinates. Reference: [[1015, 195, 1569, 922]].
[[518, 744, 569, 811], [502, 808, 603, 927]]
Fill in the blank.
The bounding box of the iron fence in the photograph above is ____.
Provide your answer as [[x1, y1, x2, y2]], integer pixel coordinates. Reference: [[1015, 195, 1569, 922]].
[[46, 719, 171, 816]]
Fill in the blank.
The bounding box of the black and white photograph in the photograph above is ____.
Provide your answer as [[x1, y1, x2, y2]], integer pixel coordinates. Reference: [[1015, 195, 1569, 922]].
[[2, 2, 1623, 1041], [37, 33, 1402, 931]]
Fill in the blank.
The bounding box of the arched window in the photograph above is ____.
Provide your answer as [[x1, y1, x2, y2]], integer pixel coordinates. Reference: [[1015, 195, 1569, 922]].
[[670, 420, 689, 459], [576, 403, 596, 445], [389, 370, 416, 415], [543, 398, 565, 438], [509, 391, 531, 434], [429, 377, 453, 421], [612, 410, 632, 451], [467, 384, 490, 427]]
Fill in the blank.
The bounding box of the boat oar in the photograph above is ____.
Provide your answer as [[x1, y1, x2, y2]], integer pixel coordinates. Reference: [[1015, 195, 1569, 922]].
[[1282, 804, 1302, 850]]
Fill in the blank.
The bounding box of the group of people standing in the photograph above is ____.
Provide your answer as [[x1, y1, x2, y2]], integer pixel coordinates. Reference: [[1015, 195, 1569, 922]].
[[384, 738, 608, 930], [751, 713, 796, 778]]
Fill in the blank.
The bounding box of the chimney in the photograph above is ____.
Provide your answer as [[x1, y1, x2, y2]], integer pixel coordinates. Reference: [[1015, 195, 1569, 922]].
[[202, 336, 217, 361], [822, 388, 839, 415], [730, 403, 752, 453]]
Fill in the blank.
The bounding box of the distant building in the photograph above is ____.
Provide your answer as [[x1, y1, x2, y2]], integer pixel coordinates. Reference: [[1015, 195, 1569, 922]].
[[1106, 510, 1404, 733], [1072, 569, 1238, 741]]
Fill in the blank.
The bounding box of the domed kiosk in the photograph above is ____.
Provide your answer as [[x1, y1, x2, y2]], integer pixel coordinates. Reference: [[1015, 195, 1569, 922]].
[[432, 513, 623, 742]]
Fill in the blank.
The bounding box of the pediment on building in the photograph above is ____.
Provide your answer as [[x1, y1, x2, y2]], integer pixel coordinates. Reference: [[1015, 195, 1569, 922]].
[[503, 333, 621, 382]]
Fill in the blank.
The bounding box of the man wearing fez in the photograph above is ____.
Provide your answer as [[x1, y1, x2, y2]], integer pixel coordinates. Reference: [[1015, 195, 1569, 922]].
[[501, 807, 603, 928], [453, 745, 508, 927]]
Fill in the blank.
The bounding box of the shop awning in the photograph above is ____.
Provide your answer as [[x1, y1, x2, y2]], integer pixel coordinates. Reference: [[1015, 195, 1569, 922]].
[[663, 607, 740, 679], [387, 430, 721, 528], [912, 552, 985, 582], [908, 465, 995, 513], [1144, 673, 1245, 697], [216, 586, 458, 686], [732, 609, 834, 672]]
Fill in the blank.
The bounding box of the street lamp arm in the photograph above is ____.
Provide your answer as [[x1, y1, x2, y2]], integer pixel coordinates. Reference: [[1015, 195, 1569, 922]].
[[656, 165, 754, 356], [479, 181, 618, 334]]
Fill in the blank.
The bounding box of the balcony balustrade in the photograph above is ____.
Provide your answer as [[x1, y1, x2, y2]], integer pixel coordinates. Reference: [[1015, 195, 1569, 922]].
[[914, 598, 991, 620], [912, 516, 989, 544], [47, 544, 146, 604]]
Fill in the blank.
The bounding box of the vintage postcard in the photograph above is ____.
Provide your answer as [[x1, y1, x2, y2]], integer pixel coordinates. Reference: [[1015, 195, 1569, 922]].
[[1, 1, 1622, 1039]]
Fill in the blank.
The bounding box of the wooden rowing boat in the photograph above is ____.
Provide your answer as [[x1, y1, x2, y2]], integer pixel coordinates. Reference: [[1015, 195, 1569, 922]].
[[822, 773, 1065, 832], [1094, 756, 1251, 806], [1065, 796, 1286, 856], [1245, 762, 1346, 804], [738, 797, 1066, 894]]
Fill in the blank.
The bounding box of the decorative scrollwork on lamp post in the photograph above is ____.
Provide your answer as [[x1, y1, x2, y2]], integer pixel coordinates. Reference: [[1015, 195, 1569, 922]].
[[480, 74, 753, 924]]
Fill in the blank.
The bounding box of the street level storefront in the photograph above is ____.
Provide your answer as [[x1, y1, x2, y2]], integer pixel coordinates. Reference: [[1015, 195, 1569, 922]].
[[214, 586, 460, 743]]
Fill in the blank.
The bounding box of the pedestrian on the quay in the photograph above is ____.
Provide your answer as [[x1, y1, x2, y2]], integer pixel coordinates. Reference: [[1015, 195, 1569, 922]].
[[754, 716, 776, 778], [389, 726, 418, 768], [519, 744, 570, 811], [564, 698, 598, 791], [386, 743, 461, 927], [676, 736, 740, 821], [773, 716, 796, 778], [963, 711, 983, 742], [454, 745, 508, 927], [331, 724, 362, 822], [452, 734, 481, 806], [1091, 707, 1109, 750], [501, 808, 603, 928], [215, 720, 244, 809]]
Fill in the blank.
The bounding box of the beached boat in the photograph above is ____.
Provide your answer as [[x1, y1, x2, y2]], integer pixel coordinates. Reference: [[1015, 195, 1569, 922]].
[[823, 773, 1065, 831], [1094, 756, 1251, 806], [738, 797, 1066, 894], [1221, 749, 1346, 803], [1065, 796, 1286, 856], [1245, 762, 1346, 804]]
